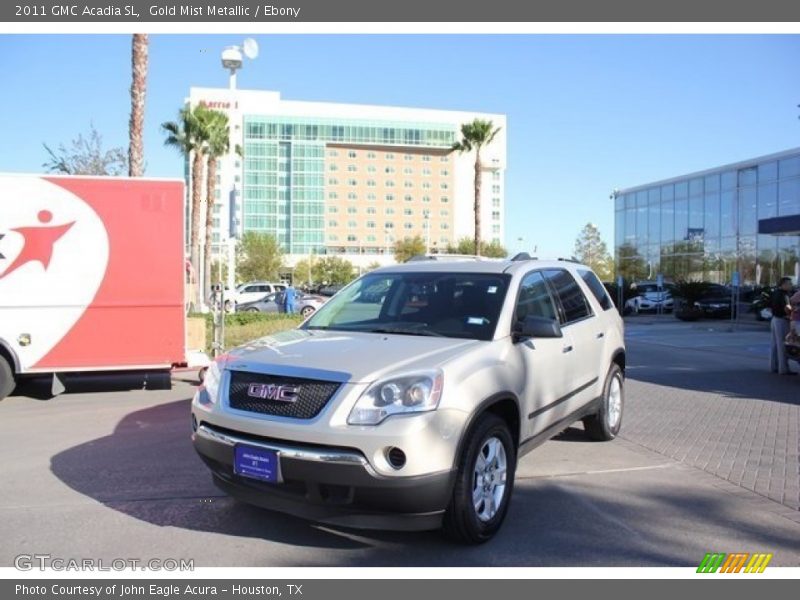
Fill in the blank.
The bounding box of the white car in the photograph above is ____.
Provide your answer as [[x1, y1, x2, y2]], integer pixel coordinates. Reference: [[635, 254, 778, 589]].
[[625, 282, 674, 313], [192, 257, 626, 543], [231, 282, 286, 307]]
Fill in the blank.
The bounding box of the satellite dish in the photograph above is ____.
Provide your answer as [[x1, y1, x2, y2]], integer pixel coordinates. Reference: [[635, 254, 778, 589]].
[[243, 38, 259, 60]]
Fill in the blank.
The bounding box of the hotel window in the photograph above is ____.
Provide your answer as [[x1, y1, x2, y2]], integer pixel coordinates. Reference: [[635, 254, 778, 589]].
[[328, 192, 338, 199], [328, 234, 338, 241], [492, 172, 500, 181], [385, 194, 395, 201], [367, 235, 377, 242], [385, 222, 395, 229], [441, 196, 449, 203], [492, 211, 501, 220], [404, 181, 414, 188], [404, 208, 413, 216], [327, 206, 338, 213], [492, 225, 500, 234], [328, 220, 338, 227], [367, 180, 376, 187], [403, 167, 413, 175], [347, 220, 357, 228], [404, 222, 414, 230], [422, 195, 431, 203], [366, 207, 377, 214], [386, 153, 395, 160], [441, 169, 449, 177], [367, 165, 377, 173], [347, 179, 357, 186], [492, 185, 500, 193], [386, 207, 396, 215], [404, 154, 414, 161], [422, 155, 431, 162], [327, 149, 338, 157], [328, 178, 338, 185], [405, 194, 414, 202], [386, 180, 395, 187], [348, 192, 357, 200], [440, 183, 449, 190], [492, 198, 500, 208], [347, 207, 358, 214], [329, 164, 338, 171], [440, 209, 449, 217], [367, 152, 376, 159], [347, 234, 357, 241], [366, 221, 376, 228], [347, 165, 357, 172], [422, 182, 432, 189], [441, 223, 449, 230], [348, 150, 357, 158], [440, 156, 448, 162], [422, 168, 431, 176], [367, 193, 377, 201], [385, 166, 395, 174]]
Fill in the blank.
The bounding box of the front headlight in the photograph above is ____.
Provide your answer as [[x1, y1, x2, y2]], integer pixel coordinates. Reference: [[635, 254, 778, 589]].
[[348, 370, 444, 425], [198, 361, 222, 405]]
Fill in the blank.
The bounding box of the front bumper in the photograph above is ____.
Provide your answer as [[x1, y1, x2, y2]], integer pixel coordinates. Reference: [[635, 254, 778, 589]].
[[193, 423, 456, 531]]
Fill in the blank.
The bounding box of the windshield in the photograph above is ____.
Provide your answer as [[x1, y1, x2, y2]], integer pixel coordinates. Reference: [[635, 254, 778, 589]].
[[303, 271, 511, 341]]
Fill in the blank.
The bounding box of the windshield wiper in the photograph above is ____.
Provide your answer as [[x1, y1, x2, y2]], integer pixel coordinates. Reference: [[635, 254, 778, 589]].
[[364, 327, 446, 337]]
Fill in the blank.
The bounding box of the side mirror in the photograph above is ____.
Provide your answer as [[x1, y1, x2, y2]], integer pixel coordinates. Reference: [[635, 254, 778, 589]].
[[513, 315, 563, 341]]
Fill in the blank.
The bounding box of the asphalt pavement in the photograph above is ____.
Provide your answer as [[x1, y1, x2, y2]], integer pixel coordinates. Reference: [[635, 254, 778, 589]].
[[0, 316, 798, 567]]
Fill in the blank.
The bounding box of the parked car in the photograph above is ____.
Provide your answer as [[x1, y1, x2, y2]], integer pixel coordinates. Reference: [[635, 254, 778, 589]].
[[192, 257, 626, 543], [236, 292, 326, 318], [694, 284, 734, 318], [231, 282, 287, 306], [624, 281, 674, 313], [316, 284, 346, 297]]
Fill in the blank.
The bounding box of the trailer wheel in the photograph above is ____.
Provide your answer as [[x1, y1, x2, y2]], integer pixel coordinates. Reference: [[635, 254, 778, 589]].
[[0, 355, 15, 401]]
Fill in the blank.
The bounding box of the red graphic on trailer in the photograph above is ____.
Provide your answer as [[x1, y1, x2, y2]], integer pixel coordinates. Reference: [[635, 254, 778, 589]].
[[0, 210, 74, 280]]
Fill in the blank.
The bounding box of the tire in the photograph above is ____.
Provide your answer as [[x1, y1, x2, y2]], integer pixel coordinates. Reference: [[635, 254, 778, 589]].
[[301, 306, 315, 318], [246, 307, 259, 313], [583, 363, 624, 441], [443, 413, 516, 544], [0, 355, 15, 401]]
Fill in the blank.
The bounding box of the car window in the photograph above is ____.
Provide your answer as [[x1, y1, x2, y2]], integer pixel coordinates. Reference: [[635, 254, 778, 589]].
[[578, 269, 613, 311], [243, 286, 256, 293], [304, 272, 511, 341], [544, 269, 593, 323], [515, 271, 558, 324]]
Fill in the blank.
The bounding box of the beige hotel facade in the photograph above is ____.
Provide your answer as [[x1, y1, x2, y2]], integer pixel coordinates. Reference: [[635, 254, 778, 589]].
[[187, 87, 507, 269]]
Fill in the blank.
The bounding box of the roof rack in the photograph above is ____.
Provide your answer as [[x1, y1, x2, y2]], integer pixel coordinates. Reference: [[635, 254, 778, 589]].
[[510, 252, 537, 261], [406, 254, 487, 262], [557, 257, 581, 264]]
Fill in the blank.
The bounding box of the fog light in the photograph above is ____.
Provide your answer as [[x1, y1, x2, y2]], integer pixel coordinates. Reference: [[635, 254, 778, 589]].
[[386, 447, 406, 469]]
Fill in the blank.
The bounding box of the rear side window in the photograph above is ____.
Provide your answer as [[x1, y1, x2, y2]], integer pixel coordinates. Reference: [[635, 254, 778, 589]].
[[544, 269, 593, 323], [515, 271, 559, 324], [578, 269, 613, 311]]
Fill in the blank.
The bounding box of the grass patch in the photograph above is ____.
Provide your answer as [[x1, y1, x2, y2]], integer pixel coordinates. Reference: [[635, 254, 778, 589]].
[[190, 312, 305, 353]]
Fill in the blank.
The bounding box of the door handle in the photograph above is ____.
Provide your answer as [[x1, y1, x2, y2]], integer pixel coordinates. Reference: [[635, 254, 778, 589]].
[[563, 345, 573, 353], [596, 332, 605, 339]]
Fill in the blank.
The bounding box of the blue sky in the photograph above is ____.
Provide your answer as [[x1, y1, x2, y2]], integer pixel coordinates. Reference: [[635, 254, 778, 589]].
[[0, 34, 798, 257]]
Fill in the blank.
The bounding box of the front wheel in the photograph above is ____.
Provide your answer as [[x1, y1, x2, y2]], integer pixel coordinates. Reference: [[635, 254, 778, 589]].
[[583, 363, 624, 441], [443, 413, 516, 544], [300, 306, 315, 318], [0, 355, 15, 401]]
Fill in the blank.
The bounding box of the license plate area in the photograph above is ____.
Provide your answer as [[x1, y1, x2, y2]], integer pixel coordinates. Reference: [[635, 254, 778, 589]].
[[233, 444, 281, 483]]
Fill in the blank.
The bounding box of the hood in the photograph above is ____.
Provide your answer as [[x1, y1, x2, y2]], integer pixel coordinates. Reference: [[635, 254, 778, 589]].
[[221, 328, 480, 383]]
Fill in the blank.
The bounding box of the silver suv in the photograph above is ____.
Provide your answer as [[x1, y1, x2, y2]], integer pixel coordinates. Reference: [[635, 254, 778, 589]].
[[192, 257, 626, 543]]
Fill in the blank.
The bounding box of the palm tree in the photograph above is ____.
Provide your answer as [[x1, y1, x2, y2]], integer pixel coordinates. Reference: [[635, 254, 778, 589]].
[[202, 110, 230, 301], [161, 106, 208, 307], [451, 119, 501, 256], [128, 34, 148, 177]]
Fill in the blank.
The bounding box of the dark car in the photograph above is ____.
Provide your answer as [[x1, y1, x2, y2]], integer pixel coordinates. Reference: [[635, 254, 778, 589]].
[[694, 284, 733, 318]]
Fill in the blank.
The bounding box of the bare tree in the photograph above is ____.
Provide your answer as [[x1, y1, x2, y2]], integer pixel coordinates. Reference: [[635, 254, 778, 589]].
[[43, 124, 128, 176]]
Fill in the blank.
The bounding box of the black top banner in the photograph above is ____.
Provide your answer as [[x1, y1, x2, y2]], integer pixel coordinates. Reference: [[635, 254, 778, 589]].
[[3, 0, 800, 22]]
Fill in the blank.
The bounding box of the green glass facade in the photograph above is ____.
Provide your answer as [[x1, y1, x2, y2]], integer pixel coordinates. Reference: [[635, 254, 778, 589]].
[[242, 115, 457, 254], [614, 149, 800, 286]]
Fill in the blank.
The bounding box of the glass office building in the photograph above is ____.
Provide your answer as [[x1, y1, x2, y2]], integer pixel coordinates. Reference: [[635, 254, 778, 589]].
[[614, 148, 800, 286]]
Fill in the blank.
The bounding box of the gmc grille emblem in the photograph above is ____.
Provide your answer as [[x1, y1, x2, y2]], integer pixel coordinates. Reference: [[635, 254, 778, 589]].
[[247, 383, 300, 403]]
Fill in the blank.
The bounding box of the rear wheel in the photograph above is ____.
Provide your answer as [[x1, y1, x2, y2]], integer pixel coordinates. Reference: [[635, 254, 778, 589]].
[[246, 307, 259, 313], [583, 363, 624, 441], [0, 355, 15, 401], [300, 306, 315, 318], [443, 413, 516, 544]]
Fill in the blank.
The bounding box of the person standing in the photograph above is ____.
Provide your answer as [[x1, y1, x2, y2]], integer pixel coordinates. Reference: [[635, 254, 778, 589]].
[[284, 283, 297, 314], [769, 277, 795, 375]]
